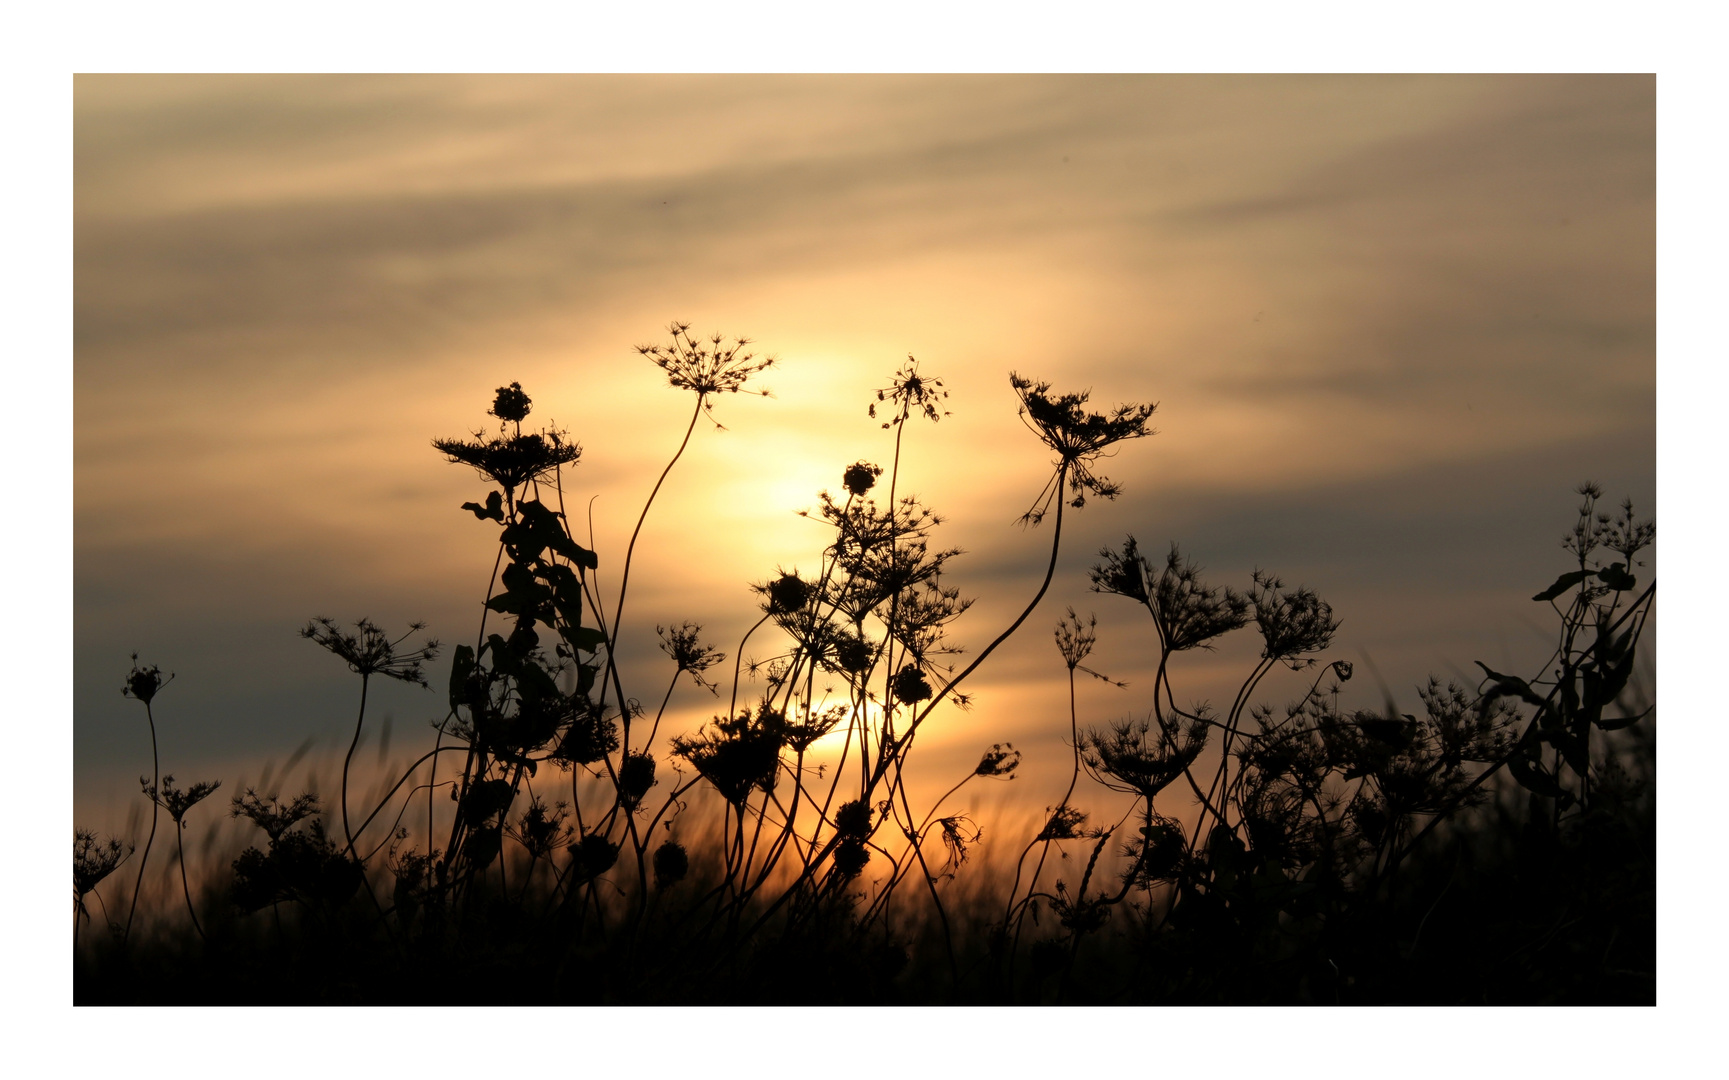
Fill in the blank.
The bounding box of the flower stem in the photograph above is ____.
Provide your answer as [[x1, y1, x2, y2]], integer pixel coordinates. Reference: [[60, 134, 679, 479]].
[[124, 703, 161, 943], [174, 819, 207, 943], [342, 673, 371, 857]]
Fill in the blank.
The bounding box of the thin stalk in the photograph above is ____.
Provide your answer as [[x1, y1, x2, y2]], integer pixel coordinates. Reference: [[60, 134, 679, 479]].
[[341, 673, 372, 857], [609, 392, 706, 671], [173, 820, 207, 942], [124, 702, 161, 943], [870, 463, 1072, 796]]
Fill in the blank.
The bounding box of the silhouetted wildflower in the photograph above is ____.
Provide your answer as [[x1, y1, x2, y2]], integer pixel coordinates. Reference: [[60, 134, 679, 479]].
[[843, 460, 883, 496], [1055, 608, 1125, 686], [637, 322, 775, 417], [657, 623, 726, 693], [764, 571, 811, 614], [388, 842, 433, 920], [834, 798, 873, 839], [828, 629, 873, 675], [935, 814, 982, 878], [672, 707, 785, 806], [1037, 804, 1087, 841], [833, 837, 871, 878], [551, 701, 620, 767], [573, 832, 620, 881], [1009, 374, 1157, 523], [301, 617, 439, 685], [505, 797, 573, 860], [1092, 539, 1250, 652], [143, 775, 222, 827], [230, 789, 320, 844], [1082, 715, 1206, 800], [458, 778, 517, 828], [434, 412, 581, 495], [974, 742, 1022, 777], [74, 830, 132, 917], [1249, 571, 1339, 665], [618, 752, 658, 808], [783, 704, 847, 753], [891, 663, 932, 703], [653, 840, 689, 886], [121, 654, 171, 704], [231, 818, 362, 913], [491, 381, 532, 423], [1121, 814, 1186, 889], [870, 357, 949, 427]]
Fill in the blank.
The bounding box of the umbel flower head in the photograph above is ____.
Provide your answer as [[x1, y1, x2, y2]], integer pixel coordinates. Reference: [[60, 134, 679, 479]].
[[434, 382, 580, 495], [121, 653, 172, 705], [870, 357, 949, 427], [74, 830, 133, 908], [230, 789, 321, 844], [657, 623, 727, 694], [302, 617, 440, 686], [142, 775, 223, 826], [434, 428, 581, 495], [638, 322, 775, 419], [1009, 374, 1157, 524]]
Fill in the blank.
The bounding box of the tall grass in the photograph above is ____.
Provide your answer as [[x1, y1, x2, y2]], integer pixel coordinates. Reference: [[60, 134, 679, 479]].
[[75, 328, 1654, 1004]]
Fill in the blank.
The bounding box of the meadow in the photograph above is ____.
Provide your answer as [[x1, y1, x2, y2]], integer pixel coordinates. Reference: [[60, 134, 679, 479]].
[[73, 325, 1655, 1005]]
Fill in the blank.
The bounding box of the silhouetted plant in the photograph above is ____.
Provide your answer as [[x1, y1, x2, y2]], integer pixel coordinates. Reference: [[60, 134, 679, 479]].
[[81, 319, 1650, 1007], [231, 816, 362, 914], [119, 654, 171, 942], [74, 830, 132, 942], [301, 617, 438, 854], [141, 775, 221, 941], [990, 485, 1655, 1002]]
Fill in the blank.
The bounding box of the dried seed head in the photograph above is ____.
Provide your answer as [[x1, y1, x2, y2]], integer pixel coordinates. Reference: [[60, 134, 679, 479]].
[[653, 840, 689, 886], [767, 572, 810, 614], [490, 381, 532, 423], [891, 664, 932, 704], [843, 460, 883, 497], [835, 798, 872, 838]]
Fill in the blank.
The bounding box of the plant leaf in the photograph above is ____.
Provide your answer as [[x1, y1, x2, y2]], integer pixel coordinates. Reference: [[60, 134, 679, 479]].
[[1597, 562, 1636, 592], [1532, 570, 1592, 602]]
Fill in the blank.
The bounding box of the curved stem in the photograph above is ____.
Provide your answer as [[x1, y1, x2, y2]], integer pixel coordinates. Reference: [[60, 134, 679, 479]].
[[341, 673, 371, 857], [610, 393, 706, 661], [870, 463, 1071, 796], [727, 612, 774, 720], [174, 820, 206, 942], [124, 703, 161, 943]]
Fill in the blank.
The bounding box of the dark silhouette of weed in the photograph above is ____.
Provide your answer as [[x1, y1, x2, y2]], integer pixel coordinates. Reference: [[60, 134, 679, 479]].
[[79, 324, 1650, 1006]]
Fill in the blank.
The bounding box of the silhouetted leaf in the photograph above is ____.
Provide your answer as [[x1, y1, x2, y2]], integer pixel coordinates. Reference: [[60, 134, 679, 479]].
[[461, 779, 515, 827], [460, 491, 506, 521], [483, 634, 520, 676], [1506, 745, 1567, 799], [515, 658, 560, 702], [1474, 661, 1548, 708], [464, 828, 502, 869], [1596, 705, 1653, 731], [448, 645, 475, 712], [1532, 570, 1593, 602], [1597, 562, 1636, 592], [563, 624, 608, 654]]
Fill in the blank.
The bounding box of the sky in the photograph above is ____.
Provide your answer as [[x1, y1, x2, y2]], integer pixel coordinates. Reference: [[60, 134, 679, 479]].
[[73, 74, 1655, 834]]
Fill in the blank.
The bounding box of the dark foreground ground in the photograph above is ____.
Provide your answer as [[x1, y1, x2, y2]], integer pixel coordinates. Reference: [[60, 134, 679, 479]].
[[76, 784, 1653, 1006]]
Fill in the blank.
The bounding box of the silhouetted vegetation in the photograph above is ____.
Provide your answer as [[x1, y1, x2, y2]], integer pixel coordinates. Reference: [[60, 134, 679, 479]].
[[75, 327, 1653, 1004]]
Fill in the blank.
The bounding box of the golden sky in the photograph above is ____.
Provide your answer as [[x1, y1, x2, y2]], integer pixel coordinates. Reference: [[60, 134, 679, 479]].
[[75, 75, 1654, 828]]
